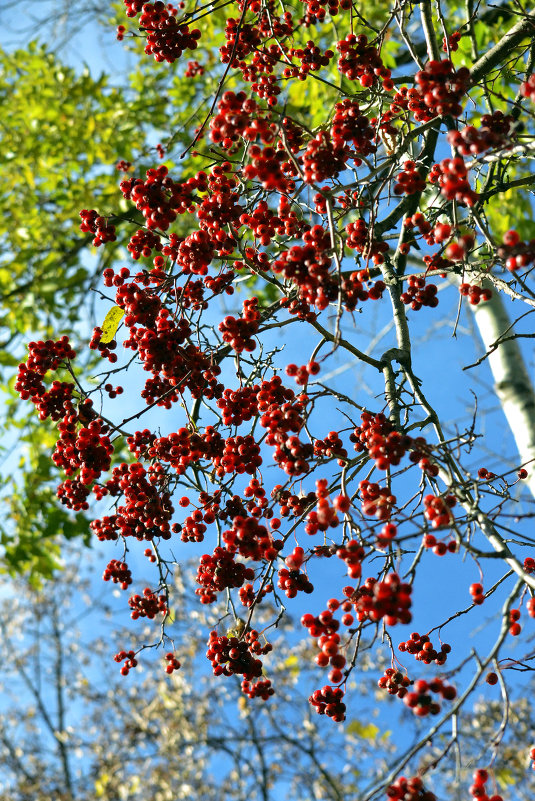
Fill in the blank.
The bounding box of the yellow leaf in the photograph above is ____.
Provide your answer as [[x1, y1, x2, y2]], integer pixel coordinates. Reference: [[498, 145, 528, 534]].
[[284, 655, 299, 668], [346, 719, 380, 740], [283, 653, 300, 678], [95, 773, 110, 797], [495, 768, 517, 788], [100, 305, 125, 343], [129, 776, 141, 793]]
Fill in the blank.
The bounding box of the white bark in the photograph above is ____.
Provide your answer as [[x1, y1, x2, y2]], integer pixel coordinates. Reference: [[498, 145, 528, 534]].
[[471, 290, 535, 497]]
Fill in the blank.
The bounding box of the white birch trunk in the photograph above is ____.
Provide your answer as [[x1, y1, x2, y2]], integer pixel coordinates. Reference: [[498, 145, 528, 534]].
[[471, 290, 535, 496]]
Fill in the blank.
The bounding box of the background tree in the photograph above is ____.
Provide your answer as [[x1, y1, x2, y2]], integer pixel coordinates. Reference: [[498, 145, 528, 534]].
[[2, 551, 535, 800], [5, 0, 535, 799], [0, 552, 392, 801]]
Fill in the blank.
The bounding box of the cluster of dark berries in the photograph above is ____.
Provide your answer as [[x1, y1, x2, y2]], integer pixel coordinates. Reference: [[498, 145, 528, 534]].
[[423, 494, 456, 528], [309, 684, 346, 722], [398, 632, 451, 665], [403, 677, 456, 716], [459, 283, 492, 305], [103, 559, 133, 589], [385, 775, 437, 801], [377, 667, 412, 698]]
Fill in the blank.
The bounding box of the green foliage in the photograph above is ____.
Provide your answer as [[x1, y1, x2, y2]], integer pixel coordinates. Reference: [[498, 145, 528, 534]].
[[0, 41, 169, 576], [0, 44, 131, 332]]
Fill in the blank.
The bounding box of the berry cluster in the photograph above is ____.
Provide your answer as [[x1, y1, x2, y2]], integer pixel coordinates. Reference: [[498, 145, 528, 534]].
[[196, 547, 255, 603], [309, 685, 346, 722], [223, 514, 282, 561], [272, 226, 338, 310], [103, 559, 133, 589], [400, 275, 439, 310], [447, 111, 515, 155], [469, 769, 503, 801], [286, 40, 334, 78], [391, 85, 437, 123], [442, 30, 461, 52], [520, 75, 535, 101], [26, 379, 75, 422], [303, 480, 345, 535], [53, 416, 114, 486], [91, 461, 174, 542], [394, 161, 426, 195], [403, 677, 456, 716], [213, 434, 263, 476], [277, 565, 314, 598], [302, 131, 348, 184], [385, 776, 437, 801], [351, 573, 412, 625], [286, 360, 320, 385], [210, 91, 276, 151], [429, 158, 478, 207], [243, 144, 294, 192], [359, 480, 397, 521], [206, 631, 265, 680], [377, 667, 412, 698], [423, 494, 456, 528], [398, 632, 451, 665], [239, 582, 271, 607], [301, 607, 346, 679], [313, 430, 348, 463], [118, 278, 223, 405], [414, 59, 470, 117], [219, 297, 261, 352], [22, 337, 77, 376], [242, 677, 274, 699], [470, 582, 485, 605], [128, 588, 168, 619], [423, 533, 458, 556], [137, 2, 201, 64], [220, 19, 262, 67], [114, 649, 138, 676], [350, 411, 411, 470], [345, 219, 390, 265], [403, 212, 449, 248], [509, 607, 521, 636], [79, 209, 117, 246], [459, 283, 492, 305], [497, 229, 535, 271], [331, 99, 376, 156], [336, 540, 365, 579], [88, 327, 118, 364], [524, 557, 535, 573], [298, 0, 350, 24], [240, 200, 287, 246], [127, 228, 163, 261], [336, 34, 392, 90], [216, 384, 261, 426], [120, 166, 199, 229], [145, 427, 223, 476], [185, 60, 204, 77], [164, 652, 181, 674]]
